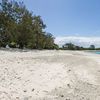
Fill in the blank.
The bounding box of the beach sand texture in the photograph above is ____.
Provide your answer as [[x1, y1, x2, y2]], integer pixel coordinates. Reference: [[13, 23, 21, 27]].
[[0, 50, 100, 100]]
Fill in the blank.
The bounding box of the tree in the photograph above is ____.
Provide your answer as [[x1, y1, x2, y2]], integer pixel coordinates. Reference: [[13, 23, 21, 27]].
[[44, 33, 55, 49], [89, 45, 95, 50], [62, 43, 85, 50], [17, 9, 34, 48], [32, 15, 46, 49], [63, 43, 76, 50], [0, 0, 19, 46], [53, 44, 59, 50], [0, 0, 57, 49]]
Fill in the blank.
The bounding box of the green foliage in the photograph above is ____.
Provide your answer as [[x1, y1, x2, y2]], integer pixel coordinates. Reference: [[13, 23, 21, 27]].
[[53, 44, 59, 50], [44, 33, 55, 49], [0, 0, 58, 49], [62, 43, 77, 50], [89, 45, 95, 50], [9, 42, 16, 48], [62, 43, 97, 50]]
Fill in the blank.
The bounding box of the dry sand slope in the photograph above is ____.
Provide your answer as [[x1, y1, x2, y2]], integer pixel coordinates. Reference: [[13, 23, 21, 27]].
[[0, 50, 100, 100]]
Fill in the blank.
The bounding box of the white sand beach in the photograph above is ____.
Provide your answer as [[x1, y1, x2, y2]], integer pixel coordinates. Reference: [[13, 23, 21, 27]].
[[0, 50, 100, 100]]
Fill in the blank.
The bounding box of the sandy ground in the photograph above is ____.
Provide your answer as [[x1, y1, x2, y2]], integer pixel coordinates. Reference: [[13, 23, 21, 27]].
[[0, 50, 100, 100]]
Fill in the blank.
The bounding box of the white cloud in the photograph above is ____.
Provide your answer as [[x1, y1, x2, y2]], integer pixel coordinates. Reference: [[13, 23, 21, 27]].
[[55, 36, 100, 47]]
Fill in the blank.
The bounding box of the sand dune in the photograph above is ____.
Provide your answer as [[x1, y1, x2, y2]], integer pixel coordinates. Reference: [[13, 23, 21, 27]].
[[0, 50, 100, 100]]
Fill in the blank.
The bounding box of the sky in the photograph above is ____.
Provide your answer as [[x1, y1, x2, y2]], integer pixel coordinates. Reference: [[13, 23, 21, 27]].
[[18, 0, 100, 47]]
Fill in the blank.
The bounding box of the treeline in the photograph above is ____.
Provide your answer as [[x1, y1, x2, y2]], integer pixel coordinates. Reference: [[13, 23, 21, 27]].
[[61, 43, 100, 50], [62, 43, 84, 50], [0, 0, 59, 49]]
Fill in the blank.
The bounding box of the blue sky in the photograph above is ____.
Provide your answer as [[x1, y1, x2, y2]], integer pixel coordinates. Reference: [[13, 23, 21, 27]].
[[18, 0, 100, 47], [18, 0, 100, 37]]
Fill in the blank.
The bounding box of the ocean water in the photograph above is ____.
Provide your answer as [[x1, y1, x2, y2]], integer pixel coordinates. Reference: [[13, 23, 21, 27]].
[[95, 51, 100, 54], [89, 51, 100, 54]]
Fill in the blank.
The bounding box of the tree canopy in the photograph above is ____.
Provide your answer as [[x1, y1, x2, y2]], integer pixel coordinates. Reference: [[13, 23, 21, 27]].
[[0, 0, 58, 49]]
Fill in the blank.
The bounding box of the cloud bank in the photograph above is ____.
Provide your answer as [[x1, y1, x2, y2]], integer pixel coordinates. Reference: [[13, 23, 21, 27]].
[[55, 36, 100, 47]]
